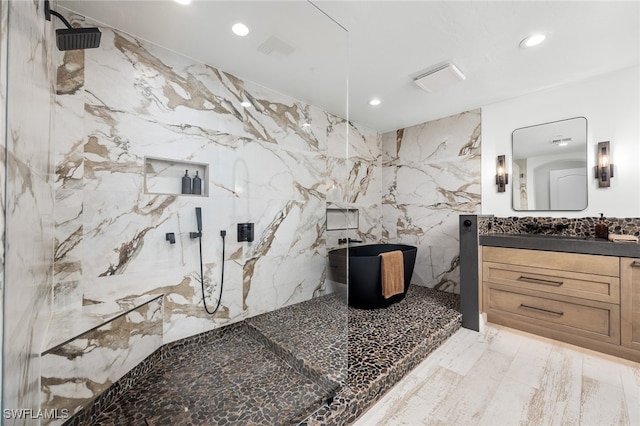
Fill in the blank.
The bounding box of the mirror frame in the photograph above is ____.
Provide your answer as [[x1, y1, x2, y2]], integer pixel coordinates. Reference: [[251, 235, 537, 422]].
[[511, 116, 588, 212]]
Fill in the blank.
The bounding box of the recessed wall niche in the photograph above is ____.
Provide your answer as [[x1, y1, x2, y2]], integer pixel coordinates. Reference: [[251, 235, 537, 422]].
[[326, 208, 359, 230], [144, 157, 209, 196]]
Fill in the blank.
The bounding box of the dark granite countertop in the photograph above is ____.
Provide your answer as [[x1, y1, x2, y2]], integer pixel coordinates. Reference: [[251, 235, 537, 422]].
[[479, 233, 640, 258]]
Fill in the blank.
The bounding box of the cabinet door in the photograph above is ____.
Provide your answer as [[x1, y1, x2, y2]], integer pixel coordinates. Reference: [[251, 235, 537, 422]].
[[621, 258, 640, 350]]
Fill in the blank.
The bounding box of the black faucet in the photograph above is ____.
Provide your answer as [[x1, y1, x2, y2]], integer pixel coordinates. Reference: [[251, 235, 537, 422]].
[[338, 238, 363, 244]]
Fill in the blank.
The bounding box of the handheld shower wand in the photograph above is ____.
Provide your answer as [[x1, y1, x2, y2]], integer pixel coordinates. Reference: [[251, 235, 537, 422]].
[[191, 207, 226, 315], [190, 207, 202, 239]]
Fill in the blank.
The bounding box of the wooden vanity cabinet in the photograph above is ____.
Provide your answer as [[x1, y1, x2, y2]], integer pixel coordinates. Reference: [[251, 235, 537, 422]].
[[621, 257, 640, 351], [482, 246, 640, 362]]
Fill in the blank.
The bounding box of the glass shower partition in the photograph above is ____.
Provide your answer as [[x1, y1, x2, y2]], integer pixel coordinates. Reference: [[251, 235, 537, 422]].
[[2, 0, 349, 423]]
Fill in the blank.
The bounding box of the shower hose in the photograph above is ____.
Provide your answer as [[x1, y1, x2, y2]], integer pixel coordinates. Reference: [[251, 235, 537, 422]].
[[198, 230, 226, 314]]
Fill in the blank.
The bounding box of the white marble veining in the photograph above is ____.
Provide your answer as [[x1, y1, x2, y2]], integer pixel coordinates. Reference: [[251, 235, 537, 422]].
[[41, 297, 163, 425], [3, 2, 56, 423], [0, 0, 8, 411], [381, 110, 481, 291], [38, 8, 354, 417]]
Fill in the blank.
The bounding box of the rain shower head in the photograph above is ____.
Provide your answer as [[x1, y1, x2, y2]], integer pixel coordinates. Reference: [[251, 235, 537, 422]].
[[55, 28, 101, 51], [44, 0, 101, 51]]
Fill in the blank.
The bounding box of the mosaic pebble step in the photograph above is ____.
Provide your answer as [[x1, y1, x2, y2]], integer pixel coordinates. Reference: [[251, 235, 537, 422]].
[[303, 286, 462, 425], [246, 293, 349, 384]]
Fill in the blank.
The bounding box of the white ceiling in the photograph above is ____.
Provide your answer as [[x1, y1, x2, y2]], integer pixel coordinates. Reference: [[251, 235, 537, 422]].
[[58, 1, 640, 133]]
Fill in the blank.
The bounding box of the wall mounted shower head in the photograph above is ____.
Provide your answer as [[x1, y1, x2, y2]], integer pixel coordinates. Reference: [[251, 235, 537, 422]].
[[44, 0, 101, 51]]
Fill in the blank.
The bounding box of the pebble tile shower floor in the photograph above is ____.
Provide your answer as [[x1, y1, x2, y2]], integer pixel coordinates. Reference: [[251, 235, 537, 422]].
[[68, 286, 461, 425]]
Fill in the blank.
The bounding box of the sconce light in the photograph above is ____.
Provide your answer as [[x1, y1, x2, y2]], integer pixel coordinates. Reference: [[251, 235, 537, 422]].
[[495, 155, 508, 192], [595, 141, 614, 187]]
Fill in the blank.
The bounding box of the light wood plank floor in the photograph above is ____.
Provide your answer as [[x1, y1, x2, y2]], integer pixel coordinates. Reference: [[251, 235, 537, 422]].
[[353, 323, 640, 426]]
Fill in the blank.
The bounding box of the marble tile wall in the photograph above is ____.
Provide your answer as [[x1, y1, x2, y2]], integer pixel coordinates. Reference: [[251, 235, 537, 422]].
[[0, 0, 7, 411], [52, 12, 351, 335], [324, 122, 382, 294], [326, 122, 382, 251], [40, 297, 163, 425], [3, 1, 56, 423], [381, 110, 482, 292], [45, 8, 353, 414]]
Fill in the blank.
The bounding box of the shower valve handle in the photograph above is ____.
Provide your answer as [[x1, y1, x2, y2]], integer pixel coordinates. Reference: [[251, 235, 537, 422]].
[[338, 238, 363, 244]]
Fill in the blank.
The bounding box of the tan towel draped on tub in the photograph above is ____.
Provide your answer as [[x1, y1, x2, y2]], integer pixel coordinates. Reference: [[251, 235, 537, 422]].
[[379, 250, 404, 299]]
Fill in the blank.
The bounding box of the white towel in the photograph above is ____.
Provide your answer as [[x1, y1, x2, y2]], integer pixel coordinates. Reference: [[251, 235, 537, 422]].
[[608, 234, 639, 243]]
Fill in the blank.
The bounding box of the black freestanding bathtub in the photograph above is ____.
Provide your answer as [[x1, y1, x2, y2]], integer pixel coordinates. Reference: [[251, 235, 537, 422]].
[[328, 244, 417, 309]]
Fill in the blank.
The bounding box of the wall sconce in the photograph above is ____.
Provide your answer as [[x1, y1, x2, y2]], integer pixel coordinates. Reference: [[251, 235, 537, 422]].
[[595, 141, 614, 187], [495, 155, 508, 192]]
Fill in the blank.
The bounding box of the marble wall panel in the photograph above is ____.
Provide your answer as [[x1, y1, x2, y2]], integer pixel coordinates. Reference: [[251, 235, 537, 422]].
[[241, 196, 327, 314], [0, 0, 8, 407], [381, 109, 481, 292], [395, 110, 481, 164], [241, 139, 327, 202], [327, 120, 380, 203], [41, 297, 163, 425], [41, 6, 354, 419], [54, 189, 83, 285], [240, 78, 329, 154], [325, 115, 348, 158], [54, 51, 85, 192], [326, 157, 381, 205], [45, 1, 351, 344], [54, 46, 86, 315], [345, 121, 381, 162], [388, 158, 481, 208], [326, 202, 381, 251], [3, 1, 56, 421], [81, 23, 328, 155]]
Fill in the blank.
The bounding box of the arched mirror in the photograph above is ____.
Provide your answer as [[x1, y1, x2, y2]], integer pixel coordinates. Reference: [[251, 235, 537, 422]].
[[512, 117, 588, 211]]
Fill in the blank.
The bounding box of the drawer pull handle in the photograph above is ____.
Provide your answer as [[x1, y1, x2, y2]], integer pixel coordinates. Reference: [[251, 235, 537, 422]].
[[631, 261, 640, 268], [517, 276, 564, 287], [519, 304, 564, 317]]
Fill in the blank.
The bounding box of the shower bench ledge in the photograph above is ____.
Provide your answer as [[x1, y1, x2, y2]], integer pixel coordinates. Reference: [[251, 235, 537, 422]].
[[42, 294, 162, 355]]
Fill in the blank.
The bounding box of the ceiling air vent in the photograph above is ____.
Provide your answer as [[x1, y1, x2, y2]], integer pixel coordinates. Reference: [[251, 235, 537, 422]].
[[257, 35, 295, 57], [414, 63, 466, 93]]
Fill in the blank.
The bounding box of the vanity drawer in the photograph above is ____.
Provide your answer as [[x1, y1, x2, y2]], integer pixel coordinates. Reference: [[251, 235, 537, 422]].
[[482, 246, 619, 277], [483, 262, 620, 303], [486, 285, 620, 345]]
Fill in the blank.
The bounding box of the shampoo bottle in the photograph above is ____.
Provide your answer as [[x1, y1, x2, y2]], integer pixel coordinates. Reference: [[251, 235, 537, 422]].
[[595, 213, 608, 239], [181, 170, 192, 194], [192, 171, 202, 195]]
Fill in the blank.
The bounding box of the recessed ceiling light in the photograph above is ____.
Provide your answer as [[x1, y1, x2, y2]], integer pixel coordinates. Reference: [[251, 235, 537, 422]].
[[520, 33, 547, 48], [369, 98, 381, 106], [232, 23, 250, 37], [240, 101, 251, 108], [174, 0, 191, 5]]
